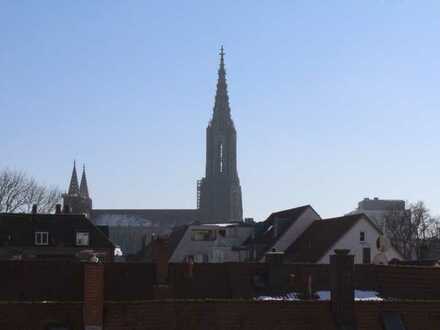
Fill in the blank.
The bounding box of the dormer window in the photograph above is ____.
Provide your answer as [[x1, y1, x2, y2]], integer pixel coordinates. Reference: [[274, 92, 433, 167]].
[[76, 232, 90, 246], [35, 232, 49, 245]]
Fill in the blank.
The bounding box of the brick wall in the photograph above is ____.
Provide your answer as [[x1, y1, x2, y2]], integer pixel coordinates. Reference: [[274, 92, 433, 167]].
[[103, 300, 336, 330], [2, 299, 439, 330], [0, 302, 83, 330], [104, 263, 155, 300], [355, 301, 440, 330], [1, 261, 440, 302], [0, 260, 83, 301], [102, 300, 440, 330]]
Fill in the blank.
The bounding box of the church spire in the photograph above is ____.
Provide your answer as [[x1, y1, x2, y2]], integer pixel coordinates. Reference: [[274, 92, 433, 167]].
[[80, 165, 89, 198], [68, 161, 80, 196], [213, 45, 231, 120]]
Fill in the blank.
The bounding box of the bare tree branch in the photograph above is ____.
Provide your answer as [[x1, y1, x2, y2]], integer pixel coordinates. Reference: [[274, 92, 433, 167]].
[[0, 168, 61, 213], [385, 201, 440, 260]]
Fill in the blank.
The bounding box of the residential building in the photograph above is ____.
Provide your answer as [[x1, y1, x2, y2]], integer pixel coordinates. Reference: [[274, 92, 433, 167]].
[[0, 210, 115, 261], [158, 222, 253, 263], [285, 214, 403, 264]]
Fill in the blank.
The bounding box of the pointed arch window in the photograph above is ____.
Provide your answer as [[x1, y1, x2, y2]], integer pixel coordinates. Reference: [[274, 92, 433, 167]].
[[219, 143, 224, 173]]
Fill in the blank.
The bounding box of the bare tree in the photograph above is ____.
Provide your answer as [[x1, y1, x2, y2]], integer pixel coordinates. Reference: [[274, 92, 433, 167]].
[[385, 201, 440, 260], [0, 168, 61, 213]]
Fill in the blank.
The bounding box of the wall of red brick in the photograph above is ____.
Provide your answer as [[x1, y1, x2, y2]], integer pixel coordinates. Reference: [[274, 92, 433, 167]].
[[0, 260, 83, 301], [102, 300, 440, 330], [104, 263, 156, 300], [103, 300, 336, 330], [355, 301, 440, 330], [1, 261, 440, 302], [0, 302, 83, 330]]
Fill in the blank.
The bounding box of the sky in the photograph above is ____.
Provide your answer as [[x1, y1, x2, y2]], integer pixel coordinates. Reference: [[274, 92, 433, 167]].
[[1, 1, 440, 221]]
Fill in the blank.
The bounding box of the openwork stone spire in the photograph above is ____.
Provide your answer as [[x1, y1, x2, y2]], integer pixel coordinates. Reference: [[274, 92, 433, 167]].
[[80, 165, 89, 198], [198, 46, 243, 222], [213, 45, 231, 121], [68, 161, 80, 196]]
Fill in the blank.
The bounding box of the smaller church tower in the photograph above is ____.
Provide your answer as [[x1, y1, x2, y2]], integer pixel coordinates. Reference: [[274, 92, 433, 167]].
[[62, 162, 92, 217]]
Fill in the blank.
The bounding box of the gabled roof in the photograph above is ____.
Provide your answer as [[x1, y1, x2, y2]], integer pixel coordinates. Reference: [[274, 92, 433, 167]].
[[285, 213, 374, 263], [0, 213, 115, 249], [245, 205, 318, 259]]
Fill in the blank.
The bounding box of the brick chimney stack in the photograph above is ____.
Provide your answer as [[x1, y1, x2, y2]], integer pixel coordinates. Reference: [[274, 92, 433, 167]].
[[152, 237, 169, 284], [330, 249, 356, 328], [83, 263, 104, 330], [151, 236, 173, 298], [62, 204, 70, 213], [265, 250, 287, 291]]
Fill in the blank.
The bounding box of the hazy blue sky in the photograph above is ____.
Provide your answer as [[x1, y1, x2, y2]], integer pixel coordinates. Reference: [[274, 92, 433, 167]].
[[1, 1, 440, 220]]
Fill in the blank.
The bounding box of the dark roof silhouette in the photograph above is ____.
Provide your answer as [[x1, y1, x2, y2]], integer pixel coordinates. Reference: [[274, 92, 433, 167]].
[[246, 205, 318, 259], [0, 213, 114, 249]]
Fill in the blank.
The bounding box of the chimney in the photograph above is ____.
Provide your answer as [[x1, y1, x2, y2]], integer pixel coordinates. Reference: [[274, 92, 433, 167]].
[[83, 262, 104, 330], [152, 237, 173, 298], [63, 204, 70, 213], [55, 204, 62, 214], [31, 204, 38, 214], [265, 250, 287, 290], [330, 249, 355, 328], [152, 237, 169, 284]]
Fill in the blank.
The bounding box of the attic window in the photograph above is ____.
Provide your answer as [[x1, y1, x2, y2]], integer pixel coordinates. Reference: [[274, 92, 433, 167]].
[[360, 231, 366, 242], [76, 232, 90, 246], [191, 229, 216, 241], [35, 232, 49, 246]]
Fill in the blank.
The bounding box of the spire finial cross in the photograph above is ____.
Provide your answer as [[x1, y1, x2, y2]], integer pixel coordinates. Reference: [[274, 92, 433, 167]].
[[220, 45, 225, 59]]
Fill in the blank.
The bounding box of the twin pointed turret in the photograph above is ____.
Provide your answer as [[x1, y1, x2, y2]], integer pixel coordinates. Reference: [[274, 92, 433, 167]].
[[67, 161, 89, 198], [68, 161, 80, 196], [63, 161, 92, 216], [80, 165, 89, 198]]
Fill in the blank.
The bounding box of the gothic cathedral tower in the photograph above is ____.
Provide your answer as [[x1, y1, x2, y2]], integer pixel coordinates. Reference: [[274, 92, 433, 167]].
[[198, 47, 243, 222], [62, 161, 93, 217]]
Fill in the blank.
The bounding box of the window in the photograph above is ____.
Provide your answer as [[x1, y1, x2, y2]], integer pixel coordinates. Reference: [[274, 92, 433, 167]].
[[360, 231, 366, 242], [76, 232, 89, 246], [194, 254, 208, 263], [35, 232, 49, 245], [218, 143, 224, 173], [191, 229, 216, 241], [363, 247, 371, 264]]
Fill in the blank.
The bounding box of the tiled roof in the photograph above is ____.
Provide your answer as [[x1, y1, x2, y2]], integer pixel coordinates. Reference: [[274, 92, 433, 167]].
[[285, 213, 370, 262], [0, 213, 114, 249]]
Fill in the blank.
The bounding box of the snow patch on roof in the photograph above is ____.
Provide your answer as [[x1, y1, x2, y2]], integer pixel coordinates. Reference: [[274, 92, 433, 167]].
[[255, 290, 382, 301]]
